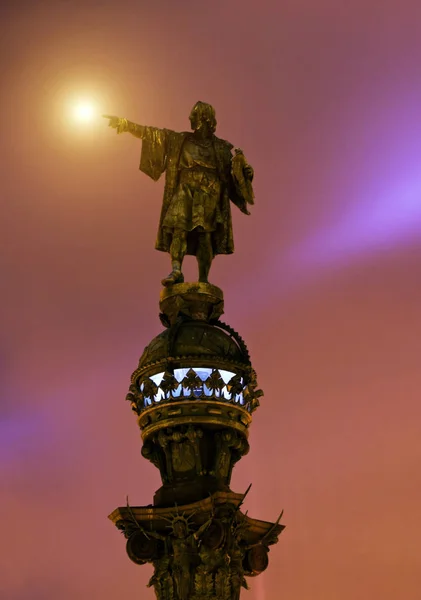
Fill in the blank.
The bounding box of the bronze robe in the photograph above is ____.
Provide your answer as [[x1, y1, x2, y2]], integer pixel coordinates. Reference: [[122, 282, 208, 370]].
[[138, 126, 249, 256]]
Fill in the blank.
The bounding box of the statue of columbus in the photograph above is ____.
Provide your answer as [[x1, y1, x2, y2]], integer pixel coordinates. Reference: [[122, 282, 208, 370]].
[[104, 101, 254, 286]]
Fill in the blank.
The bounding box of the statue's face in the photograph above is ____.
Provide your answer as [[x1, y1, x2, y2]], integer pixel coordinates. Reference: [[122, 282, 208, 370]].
[[189, 102, 216, 133], [173, 521, 187, 538], [189, 109, 202, 132]]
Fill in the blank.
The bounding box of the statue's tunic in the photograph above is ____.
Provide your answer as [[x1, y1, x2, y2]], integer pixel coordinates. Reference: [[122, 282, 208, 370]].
[[138, 126, 249, 256]]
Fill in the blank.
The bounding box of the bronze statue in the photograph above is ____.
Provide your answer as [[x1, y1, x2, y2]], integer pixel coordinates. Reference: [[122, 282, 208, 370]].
[[103, 102, 254, 286]]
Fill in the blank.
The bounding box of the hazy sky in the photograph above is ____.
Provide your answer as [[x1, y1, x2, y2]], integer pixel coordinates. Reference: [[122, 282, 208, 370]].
[[1, 1, 421, 599]]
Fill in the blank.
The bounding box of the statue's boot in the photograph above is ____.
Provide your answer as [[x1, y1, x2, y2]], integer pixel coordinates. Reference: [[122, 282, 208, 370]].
[[161, 262, 184, 287], [197, 233, 212, 284], [198, 259, 211, 284]]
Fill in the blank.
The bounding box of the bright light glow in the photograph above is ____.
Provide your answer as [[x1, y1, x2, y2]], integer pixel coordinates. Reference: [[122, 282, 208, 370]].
[[73, 101, 95, 122]]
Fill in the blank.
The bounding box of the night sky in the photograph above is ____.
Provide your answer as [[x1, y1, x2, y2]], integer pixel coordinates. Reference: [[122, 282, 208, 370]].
[[1, 1, 421, 599]]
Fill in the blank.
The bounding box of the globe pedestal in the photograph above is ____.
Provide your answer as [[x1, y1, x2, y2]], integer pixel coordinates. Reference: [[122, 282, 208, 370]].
[[159, 282, 224, 326]]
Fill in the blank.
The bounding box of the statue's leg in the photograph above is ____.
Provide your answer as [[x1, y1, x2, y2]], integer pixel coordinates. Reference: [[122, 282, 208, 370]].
[[162, 229, 187, 286], [197, 232, 213, 283]]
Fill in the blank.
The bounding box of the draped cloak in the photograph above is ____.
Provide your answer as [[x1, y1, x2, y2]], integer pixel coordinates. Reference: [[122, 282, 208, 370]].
[[138, 126, 249, 256]]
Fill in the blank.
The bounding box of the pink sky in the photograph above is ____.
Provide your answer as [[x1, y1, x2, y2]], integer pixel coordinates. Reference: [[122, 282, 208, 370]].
[[1, 1, 421, 599]]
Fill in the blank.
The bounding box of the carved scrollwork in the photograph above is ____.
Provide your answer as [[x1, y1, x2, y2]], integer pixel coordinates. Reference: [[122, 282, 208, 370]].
[[205, 369, 225, 396], [160, 371, 180, 398], [227, 373, 244, 398], [154, 425, 204, 481], [126, 530, 160, 565], [125, 392, 139, 414], [128, 367, 263, 415], [142, 377, 159, 400], [112, 494, 284, 600], [243, 544, 269, 576], [243, 369, 264, 414], [183, 368, 204, 397]]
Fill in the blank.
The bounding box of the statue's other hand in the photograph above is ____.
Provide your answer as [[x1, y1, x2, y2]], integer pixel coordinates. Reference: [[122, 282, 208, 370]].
[[102, 114, 127, 134], [243, 164, 254, 181]]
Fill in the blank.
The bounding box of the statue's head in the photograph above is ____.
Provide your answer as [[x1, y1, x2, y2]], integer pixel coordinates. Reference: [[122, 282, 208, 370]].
[[173, 520, 188, 539], [189, 101, 217, 133]]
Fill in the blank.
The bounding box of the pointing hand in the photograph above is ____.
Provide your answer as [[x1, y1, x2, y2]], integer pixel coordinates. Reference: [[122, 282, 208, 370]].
[[102, 114, 128, 134]]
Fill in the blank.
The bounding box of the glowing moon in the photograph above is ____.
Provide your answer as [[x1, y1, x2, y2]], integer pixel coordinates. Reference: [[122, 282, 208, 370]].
[[73, 101, 95, 122]]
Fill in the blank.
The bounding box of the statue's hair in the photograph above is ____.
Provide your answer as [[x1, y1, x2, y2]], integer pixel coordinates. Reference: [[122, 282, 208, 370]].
[[190, 101, 217, 132]]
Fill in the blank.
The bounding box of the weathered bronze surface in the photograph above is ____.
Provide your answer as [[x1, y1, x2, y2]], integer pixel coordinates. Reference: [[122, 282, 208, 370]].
[[108, 285, 283, 595], [123, 300, 262, 509], [103, 102, 254, 286], [105, 104, 283, 599], [109, 491, 284, 600], [159, 282, 224, 326]]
